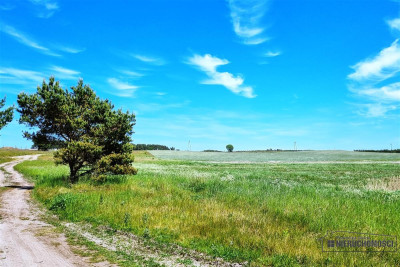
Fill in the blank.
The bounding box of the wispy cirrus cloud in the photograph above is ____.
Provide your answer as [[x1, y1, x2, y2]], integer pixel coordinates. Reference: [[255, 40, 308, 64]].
[[187, 54, 256, 98], [348, 39, 400, 117], [50, 66, 80, 80], [0, 24, 61, 56], [355, 103, 397, 117], [0, 65, 82, 88], [29, 0, 59, 18], [264, 50, 281, 57], [55, 45, 85, 54], [228, 0, 269, 45], [107, 78, 139, 97], [119, 70, 145, 77], [132, 54, 166, 66], [0, 67, 44, 84], [1, 23, 84, 57]]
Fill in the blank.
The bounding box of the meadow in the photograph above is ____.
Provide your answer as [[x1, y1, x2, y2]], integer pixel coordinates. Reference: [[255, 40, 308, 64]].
[[0, 147, 46, 164], [12, 150, 400, 266], [150, 150, 400, 162]]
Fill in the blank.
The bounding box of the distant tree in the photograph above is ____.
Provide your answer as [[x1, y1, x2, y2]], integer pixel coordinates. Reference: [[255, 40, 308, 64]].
[[226, 144, 234, 152], [0, 97, 13, 132], [17, 77, 137, 183], [133, 144, 171, 150]]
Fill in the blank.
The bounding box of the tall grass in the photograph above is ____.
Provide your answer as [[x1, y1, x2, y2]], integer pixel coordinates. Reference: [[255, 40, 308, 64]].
[[0, 147, 47, 163], [15, 152, 400, 266]]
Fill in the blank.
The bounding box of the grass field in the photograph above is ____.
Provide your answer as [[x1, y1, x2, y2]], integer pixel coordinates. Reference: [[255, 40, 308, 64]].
[[0, 147, 46, 164], [14, 150, 400, 266], [150, 150, 400, 162]]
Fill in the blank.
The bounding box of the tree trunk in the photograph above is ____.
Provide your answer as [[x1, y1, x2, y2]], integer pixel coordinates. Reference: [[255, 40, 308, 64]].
[[69, 163, 79, 183]]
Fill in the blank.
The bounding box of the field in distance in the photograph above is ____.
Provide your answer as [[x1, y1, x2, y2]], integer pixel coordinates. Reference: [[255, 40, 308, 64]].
[[150, 150, 400, 162], [13, 149, 400, 266]]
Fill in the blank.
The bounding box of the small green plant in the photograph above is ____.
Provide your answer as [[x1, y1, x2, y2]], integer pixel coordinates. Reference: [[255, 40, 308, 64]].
[[123, 212, 131, 227], [49, 193, 75, 211]]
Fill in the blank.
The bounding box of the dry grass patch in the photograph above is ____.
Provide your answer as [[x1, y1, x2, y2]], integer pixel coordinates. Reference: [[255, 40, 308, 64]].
[[366, 176, 400, 192]]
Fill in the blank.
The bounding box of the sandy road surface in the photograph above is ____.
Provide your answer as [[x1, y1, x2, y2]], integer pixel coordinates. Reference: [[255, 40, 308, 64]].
[[0, 155, 103, 267]]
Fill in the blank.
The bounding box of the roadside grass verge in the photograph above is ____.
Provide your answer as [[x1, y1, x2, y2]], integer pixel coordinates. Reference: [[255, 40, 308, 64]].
[[15, 152, 400, 266]]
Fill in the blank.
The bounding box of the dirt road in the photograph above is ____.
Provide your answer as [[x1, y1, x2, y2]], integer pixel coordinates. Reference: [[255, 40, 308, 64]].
[[0, 155, 98, 267]]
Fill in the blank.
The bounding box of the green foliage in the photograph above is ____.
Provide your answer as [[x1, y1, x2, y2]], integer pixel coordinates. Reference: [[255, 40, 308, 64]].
[[226, 144, 234, 152], [134, 144, 171, 150], [0, 97, 13, 132], [17, 77, 136, 183], [50, 193, 76, 211], [94, 153, 138, 182]]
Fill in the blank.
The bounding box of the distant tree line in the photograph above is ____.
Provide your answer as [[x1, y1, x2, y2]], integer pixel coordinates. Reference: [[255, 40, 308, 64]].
[[134, 144, 175, 150], [354, 149, 400, 153]]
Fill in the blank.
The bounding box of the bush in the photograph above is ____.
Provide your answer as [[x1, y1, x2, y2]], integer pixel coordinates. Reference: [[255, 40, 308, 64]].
[[93, 153, 138, 182]]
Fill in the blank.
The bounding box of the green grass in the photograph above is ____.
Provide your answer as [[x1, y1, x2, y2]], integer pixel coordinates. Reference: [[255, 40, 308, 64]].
[[0, 147, 47, 164], [15, 151, 400, 266]]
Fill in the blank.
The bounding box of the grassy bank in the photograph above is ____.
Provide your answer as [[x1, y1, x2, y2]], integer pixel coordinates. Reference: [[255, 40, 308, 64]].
[[15, 151, 400, 266]]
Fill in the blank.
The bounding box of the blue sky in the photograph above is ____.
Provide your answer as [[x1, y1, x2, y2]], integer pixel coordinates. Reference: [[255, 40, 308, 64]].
[[0, 0, 399, 151]]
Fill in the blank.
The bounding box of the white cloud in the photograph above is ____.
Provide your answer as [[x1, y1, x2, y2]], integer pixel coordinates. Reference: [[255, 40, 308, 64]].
[[243, 37, 269, 45], [356, 82, 400, 102], [56, 46, 85, 54], [233, 23, 263, 38], [50, 66, 80, 80], [136, 101, 189, 112], [358, 103, 397, 118], [107, 78, 138, 90], [0, 67, 45, 85], [264, 51, 281, 57], [387, 18, 400, 31], [348, 39, 400, 82], [187, 54, 256, 98], [188, 54, 229, 72], [348, 39, 400, 117], [228, 0, 269, 45], [132, 54, 165, 65], [0, 24, 60, 56], [107, 78, 138, 97], [120, 70, 144, 77], [29, 0, 59, 18]]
